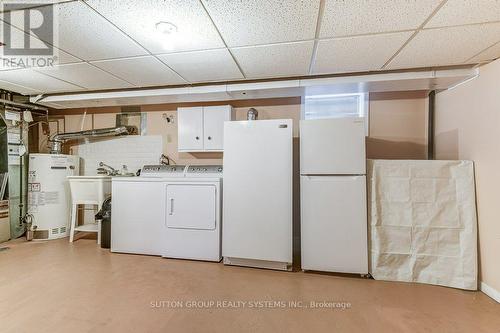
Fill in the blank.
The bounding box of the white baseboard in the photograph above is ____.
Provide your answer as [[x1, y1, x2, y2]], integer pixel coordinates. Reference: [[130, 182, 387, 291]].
[[481, 282, 500, 303]]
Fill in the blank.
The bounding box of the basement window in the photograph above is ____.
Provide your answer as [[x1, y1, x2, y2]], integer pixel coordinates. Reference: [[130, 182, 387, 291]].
[[303, 93, 369, 135]]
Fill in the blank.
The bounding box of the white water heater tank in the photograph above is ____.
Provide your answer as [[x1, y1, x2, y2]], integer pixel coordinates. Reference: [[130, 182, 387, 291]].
[[28, 154, 80, 240]]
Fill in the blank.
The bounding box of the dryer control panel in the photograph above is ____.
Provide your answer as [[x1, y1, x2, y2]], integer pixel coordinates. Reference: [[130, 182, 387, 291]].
[[140, 165, 186, 177], [186, 165, 223, 175], [140, 165, 222, 177]]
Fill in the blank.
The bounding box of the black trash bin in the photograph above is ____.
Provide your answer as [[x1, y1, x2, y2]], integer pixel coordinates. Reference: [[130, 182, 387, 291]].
[[95, 196, 112, 249]]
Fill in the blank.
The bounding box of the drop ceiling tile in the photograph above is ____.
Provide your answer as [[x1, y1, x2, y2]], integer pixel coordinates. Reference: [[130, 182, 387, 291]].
[[91, 56, 186, 87], [0, 1, 74, 12], [314, 32, 413, 74], [36, 62, 134, 90], [0, 20, 81, 66], [0, 68, 84, 93], [0, 62, 22, 71], [4, 1, 147, 61], [0, 21, 48, 69], [54, 48, 81, 64], [0, 48, 81, 70], [387, 23, 500, 69], [427, 0, 500, 28], [0, 79, 40, 95], [55, 1, 148, 60], [469, 42, 500, 63], [0, 18, 50, 52], [202, 0, 320, 47], [320, 0, 441, 38], [231, 41, 314, 79], [86, 0, 224, 54], [157, 48, 243, 83]]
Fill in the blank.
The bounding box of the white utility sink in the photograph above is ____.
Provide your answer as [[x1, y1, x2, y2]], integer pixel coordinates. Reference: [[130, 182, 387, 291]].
[[67, 176, 112, 205], [68, 175, 112, 179], [67, 176, 114, 243]]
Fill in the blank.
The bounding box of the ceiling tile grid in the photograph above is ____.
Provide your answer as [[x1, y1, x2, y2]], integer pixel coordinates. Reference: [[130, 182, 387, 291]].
[[426, 0, 500, 28], [0, 15, 83, 67], [35, 62, 134, 90], [51, 1, 147, 61], [157, 48, 243, 83], [0, 0, 500, 95], [0, 0, 76, 12], [91, 56, 186, 86], [201, 0, 320, 47], [0, 79, 41, 95], [0, 68, 85, 93], [387, 23, 500, 69], [314, 32, 414, 74], [320, 0, 442, 38], [469, 41, 500, 63], [3, 1, 147, 61], [231, 41, 314, 79], [86, 0, 225, 55]]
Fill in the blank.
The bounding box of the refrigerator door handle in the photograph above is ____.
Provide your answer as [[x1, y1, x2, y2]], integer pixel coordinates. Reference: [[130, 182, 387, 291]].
[[303, 175, 365, 180]]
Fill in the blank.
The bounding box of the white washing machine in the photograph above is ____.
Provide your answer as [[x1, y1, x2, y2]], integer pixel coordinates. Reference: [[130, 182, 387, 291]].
[[111, 165, 186, 256], [163, 165, 223, 262], [111, 165, 222, 262]]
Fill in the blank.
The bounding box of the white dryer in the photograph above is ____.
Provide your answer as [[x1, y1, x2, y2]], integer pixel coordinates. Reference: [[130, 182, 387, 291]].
[[163, 165, 223, 262]]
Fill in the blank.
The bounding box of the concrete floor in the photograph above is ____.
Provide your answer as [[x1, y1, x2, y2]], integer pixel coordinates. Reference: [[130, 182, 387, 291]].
[[1, 238, 499, 333]]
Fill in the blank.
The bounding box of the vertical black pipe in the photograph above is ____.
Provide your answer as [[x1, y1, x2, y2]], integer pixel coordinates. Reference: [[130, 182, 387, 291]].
[[19, 110, 24, 227], [428, 90, 436, 160]]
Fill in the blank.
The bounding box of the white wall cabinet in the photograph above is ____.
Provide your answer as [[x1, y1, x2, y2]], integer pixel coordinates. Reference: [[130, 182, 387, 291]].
[[178, 105, 233, 152]]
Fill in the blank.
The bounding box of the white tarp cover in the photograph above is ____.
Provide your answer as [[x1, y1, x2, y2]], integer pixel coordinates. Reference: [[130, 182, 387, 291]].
[[367, 160, 477, 290]]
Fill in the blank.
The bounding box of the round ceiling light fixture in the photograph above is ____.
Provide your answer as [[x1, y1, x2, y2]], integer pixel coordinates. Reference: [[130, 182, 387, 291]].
[[155, 21, 179, 50], [155, 21, 178, 35]]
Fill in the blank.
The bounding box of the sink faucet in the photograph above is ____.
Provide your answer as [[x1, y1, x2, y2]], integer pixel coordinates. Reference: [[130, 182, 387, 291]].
[[97, 162, 119, 176]]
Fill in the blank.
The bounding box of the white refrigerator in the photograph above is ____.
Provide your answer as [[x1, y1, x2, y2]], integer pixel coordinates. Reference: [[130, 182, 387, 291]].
[[300, 118, 368, 274], [223, 119, 293, 271]]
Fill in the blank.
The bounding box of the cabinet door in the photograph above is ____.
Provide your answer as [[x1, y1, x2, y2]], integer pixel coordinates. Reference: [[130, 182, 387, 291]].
[[203, 105, 231, 151], [178, 107, 203, 151], [166, 184, 216, 230]]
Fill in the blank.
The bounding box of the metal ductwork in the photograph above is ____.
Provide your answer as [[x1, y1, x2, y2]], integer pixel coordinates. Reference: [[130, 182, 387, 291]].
[[49, 126, 132, 154]]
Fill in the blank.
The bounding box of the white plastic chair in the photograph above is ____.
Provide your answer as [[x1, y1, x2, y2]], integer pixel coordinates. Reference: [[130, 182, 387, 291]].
[[68, 176, 111, 244]]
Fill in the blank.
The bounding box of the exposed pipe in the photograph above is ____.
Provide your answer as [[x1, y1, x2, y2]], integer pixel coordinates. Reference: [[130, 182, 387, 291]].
[[49, 126, 132, 154], [19, 111, 25, 228], [0, 97, 48, 112], [427, 90, 436, 160]]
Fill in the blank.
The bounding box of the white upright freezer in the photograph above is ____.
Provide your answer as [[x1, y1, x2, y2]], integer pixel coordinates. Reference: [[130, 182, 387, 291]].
[[222, 119, 293, 271], [300, 117, 368, 274]]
